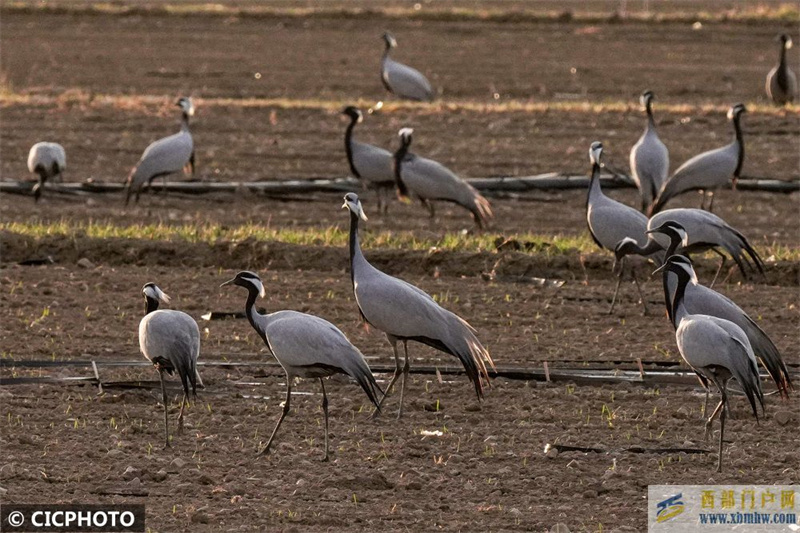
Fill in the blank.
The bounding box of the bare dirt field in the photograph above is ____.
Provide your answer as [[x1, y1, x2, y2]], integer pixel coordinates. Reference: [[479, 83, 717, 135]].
[[1, 3, 799, 532]]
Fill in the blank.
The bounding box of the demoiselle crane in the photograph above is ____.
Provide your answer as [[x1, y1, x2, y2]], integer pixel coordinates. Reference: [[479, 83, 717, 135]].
[[393, 128, 493, 229], [342, 106, 395, 213], [614, 213, 764, 287], [650, 104, 746, 214], [629, 90, 669, 213], [138, 283, 200, 448], [766, 34, 797, 105], [125, 97, 196, 205], [27, 142, 66, 202], [659, 255, 791, 402], [656, 257, 764, 472], [221, 271, 381, 460], [342, 193, 494, 418], [585, 141, 662, 314], [381, 32, 434, 102]]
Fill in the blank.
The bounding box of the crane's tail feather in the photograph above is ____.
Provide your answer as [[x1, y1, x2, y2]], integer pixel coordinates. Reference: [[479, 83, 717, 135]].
[[729, 338, 765, 420], [746, 319, 793, 399]]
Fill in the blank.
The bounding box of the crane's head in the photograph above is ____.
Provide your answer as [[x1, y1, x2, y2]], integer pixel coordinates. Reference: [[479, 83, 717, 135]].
[[220, 271, 266, 298], [398, 127, 414, 148], [646, 220, 688, 249], [176, 97, 195, 117], [342, 106, 363, 123], [589, 141, 603, 166], [613, 237, 639, 262], [727, 103, 746, 121], [382, 32, 397, 49], [143, 283, 171, 304], [779, 34, 793, 49], [653, 254, 695, 279], [342, 192, 368, 221], [640, 90, 654, 109]]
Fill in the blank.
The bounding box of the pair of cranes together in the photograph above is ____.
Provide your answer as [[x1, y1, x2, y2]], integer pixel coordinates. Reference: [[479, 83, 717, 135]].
[[138, 192, 493, 462]]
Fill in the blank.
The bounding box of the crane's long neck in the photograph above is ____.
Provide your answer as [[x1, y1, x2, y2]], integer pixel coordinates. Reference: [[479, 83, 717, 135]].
[[779, 42, 788, 70], [144, 296, 159, 316], [344, 118, 360, 177], [732, 114, 744, 177], [586, 160, 603, 209], [393, 142, 411, 198], [244, 287, 269, 344], [668, 269, 692, 327], [181, 111, 191, 132], [618, 236, 663, 259], [348, 211, 367, 287], [645, 100, 656, 130], [664, 233, 683, 258]]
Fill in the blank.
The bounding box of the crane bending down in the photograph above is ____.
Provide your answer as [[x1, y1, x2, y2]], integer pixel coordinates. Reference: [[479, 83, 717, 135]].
[[28, 142, 66, 202], [342, 192, 495, 418], [138, 283, 200, 448], [656, 257, 764, 472], [221, 271, 381, 461]]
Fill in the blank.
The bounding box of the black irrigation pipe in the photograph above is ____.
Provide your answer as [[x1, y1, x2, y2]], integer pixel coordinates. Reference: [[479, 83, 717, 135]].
[[1, 174, 797, 197], [2, 359, 794, 390]]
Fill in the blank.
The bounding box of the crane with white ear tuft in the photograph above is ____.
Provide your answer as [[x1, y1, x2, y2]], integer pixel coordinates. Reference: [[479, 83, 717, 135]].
[[342, 106, 395, 213], [137, 282, 200, 448], [766, 34, 797, 105], [342, 192, 495, 419], [393, 128, 492, 229], [651, 104, 746, 215], [221, 270, 382, 461], [380, 32, 435, 102], [125, 97, 196, 205], [629, 90, 669, 213]]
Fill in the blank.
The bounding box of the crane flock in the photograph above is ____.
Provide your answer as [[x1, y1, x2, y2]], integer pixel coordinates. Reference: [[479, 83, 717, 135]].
[[22, 29, 796, 472]]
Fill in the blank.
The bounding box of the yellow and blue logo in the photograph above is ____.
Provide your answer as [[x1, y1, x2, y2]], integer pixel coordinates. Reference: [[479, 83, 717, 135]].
[[656, 493, 685, 523]]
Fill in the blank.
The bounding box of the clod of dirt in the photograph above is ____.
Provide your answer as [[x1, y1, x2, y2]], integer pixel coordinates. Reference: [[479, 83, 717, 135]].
[[190, 511, 210, 524], [77, 257, 96, 269], [773, 410, 794, 426], [150, 469, 168, 483], [189, 470, 214, 485], [0, 486, 7, 496], [122, 465, 143, 481], [550, 524, 571, 533], [169, 457, 188, 472]]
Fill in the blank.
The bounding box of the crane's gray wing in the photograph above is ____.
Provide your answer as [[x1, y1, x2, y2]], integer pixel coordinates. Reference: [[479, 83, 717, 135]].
[[382, 57, 434, 101], [353, 267, 494, 396], [350, 140, 395, 186], [264, 311, 382, 406], [653, 143, 737, 211], [139, 310, 200, 393], [684, 284, 791, 396], [676, 315, 763, 416], [131, 130, 193, 184], [400, 156, 492, 223], [630, 128, 669, 206], [586, 200, 649, 251]]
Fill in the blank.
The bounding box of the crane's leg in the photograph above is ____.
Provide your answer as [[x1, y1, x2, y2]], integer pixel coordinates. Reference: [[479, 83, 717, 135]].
[[716, 388, 728, 472], [423, 200, 436, 220], [699, 190, 707, 210], [708, 249, 728, 288], [259, 380, 292, 457], [319, 378, 330, 462], [158, 368, 170, 448], [704, 399, 724, 442], [707, 191, 715, 213], [397, 341, 411, 420], [631, 266, 648, 316], [608, 258, 625, 314], [177, 393, 188, 435], [376, 339, 403, 413]]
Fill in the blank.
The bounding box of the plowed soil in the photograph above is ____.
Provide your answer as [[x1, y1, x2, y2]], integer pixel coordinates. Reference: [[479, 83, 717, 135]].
[[1, 5, 799, 533]]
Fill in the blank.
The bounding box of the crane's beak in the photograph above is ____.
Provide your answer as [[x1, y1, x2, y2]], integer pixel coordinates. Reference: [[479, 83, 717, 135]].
[[220, 279, 235, 288], [652, 262, 669, 275]]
